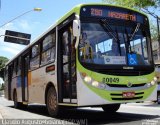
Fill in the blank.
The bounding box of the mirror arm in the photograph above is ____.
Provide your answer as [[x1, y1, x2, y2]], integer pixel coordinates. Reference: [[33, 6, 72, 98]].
[[74, 15, 80, 49]]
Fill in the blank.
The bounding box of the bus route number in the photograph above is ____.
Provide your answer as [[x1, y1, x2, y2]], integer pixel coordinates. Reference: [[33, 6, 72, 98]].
[[91, 8, 103, 16], [103, 78, 119, 83]]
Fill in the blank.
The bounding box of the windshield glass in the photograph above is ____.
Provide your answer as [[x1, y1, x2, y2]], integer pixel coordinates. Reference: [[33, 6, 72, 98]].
[[78, 21, 151, 66]]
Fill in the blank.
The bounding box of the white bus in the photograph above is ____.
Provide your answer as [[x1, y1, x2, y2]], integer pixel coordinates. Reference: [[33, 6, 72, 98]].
[[4, 3, 157, 117]]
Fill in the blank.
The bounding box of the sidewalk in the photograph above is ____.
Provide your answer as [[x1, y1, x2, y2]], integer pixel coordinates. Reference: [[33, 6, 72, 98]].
[[0, 112, 3, 119], [0, 91, 4, 119], [0, 104, 3, 119]]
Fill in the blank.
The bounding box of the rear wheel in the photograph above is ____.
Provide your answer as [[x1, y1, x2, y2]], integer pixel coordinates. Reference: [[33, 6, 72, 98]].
[[46, 87, 60, 117], [102, 104, 120, 113], [13, 91, 27, 109]]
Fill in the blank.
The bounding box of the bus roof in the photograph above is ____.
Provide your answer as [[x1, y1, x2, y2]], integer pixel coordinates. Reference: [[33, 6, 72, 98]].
[[6, 3, 147, 65]]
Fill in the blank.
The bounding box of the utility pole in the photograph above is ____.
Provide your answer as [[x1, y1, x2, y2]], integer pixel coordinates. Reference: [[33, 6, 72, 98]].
[[157, 16, 160, 48]]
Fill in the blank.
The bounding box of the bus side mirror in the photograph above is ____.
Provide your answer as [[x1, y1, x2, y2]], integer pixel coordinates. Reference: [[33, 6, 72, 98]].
[[73, 20, 80, 37]]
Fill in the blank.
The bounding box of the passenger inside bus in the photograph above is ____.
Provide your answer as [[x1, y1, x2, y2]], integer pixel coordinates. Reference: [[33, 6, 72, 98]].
[[93, 49, 105, 64], [108, 41, 120, 56], [79, 33, 93, 62]]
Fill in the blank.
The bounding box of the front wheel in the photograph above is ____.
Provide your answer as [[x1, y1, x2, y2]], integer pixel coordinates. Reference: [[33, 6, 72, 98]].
[[46, 87, 60, 117], [102, 104, 120, 113], [157, 91, 160, 104]]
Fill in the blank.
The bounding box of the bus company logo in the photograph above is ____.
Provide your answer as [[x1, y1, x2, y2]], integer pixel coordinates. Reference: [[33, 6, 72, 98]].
[[127, 82, 132, 87]]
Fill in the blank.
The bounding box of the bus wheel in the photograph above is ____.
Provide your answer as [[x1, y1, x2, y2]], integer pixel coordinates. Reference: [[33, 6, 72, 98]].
[[13, 91, 21, 109], [46, 87, 59, 117], [158, 92, 160, 104], [13, 91, 28, 109], [102, 104, 120, 113]]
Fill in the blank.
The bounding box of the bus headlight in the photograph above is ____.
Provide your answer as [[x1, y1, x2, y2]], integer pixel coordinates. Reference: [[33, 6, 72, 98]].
[[151, 80, 155, 86], [84, 76, 92, 83], [92, 81, 99, 87], [154, 77, 158, 82]]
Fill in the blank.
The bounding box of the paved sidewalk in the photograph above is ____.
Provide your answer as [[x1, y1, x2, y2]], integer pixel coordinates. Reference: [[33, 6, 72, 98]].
[[0, 91, 4, 119], [0, 101, 3, 119]]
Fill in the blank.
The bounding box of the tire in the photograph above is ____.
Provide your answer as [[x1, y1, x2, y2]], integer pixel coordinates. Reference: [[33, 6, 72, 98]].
[[13, 91, 28, 109], [102, 104, 120, 113], [46, 87, 60, 117], [157, 92, 160, 104]]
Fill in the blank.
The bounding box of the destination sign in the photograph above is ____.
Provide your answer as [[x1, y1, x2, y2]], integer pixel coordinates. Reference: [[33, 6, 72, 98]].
[[81, 6, 145, 23]]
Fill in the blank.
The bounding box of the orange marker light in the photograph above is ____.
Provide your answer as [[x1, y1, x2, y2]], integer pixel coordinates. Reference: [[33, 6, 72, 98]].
[[81, 72, 87, 77]]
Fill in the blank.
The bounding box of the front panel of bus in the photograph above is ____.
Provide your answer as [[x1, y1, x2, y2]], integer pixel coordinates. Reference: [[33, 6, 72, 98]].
[[76, 5, 157, 106]]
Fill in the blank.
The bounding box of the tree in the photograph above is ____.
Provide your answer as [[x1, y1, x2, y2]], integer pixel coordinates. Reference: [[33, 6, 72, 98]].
[[0, 56, 9, 80], [102, 0, 160, 42], [150, 23, 158, 41], [102, 0, 160, 9], [0, 56, 9, 70]]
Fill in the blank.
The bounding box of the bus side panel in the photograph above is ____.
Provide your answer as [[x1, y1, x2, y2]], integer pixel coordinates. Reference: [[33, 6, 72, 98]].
[[16, 76, 22, 102], [11, 77, 17, 100], [28, 64, 57, 104], [76, 71, 109, 106], [4, 80, 9, 100], [28, 68, 45, 104]]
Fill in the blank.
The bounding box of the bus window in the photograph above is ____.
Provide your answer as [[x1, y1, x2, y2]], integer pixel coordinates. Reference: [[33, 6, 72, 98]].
[[32, 44, 39, 58], [41, 32, 56, 65], [30, 44, 40, 70], [12, 59, 18, 77], [17, 57, 21, 75]]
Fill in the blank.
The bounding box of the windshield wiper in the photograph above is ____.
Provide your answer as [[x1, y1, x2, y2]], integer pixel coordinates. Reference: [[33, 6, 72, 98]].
[[125, 23, 140, 54], [129, 23, 140, 41], [99, 19, 121, 54], [99, 19, 117, 41]]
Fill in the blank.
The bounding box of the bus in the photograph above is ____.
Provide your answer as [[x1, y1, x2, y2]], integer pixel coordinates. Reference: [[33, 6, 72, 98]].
[[155, 63, 160, 104], [4, 3, 157, 117]]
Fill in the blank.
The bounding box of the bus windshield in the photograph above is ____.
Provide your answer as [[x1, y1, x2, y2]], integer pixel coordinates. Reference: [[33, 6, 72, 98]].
[[78, 20, 151, 66]]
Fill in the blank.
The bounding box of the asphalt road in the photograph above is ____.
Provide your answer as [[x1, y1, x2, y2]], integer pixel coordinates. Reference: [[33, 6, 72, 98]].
[[0, 96, 160, 125]]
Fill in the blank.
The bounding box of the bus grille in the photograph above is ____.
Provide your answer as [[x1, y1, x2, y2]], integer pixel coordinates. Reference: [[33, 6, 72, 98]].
[[107, 83, 146, 88], [95, 70, 153, 76], [110, 92, 144, 101]]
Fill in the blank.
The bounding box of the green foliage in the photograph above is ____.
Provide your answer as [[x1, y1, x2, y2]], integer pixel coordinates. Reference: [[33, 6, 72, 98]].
[[0, 56, 9, 80], [102, 0, 160, 8], [102, 0, 160, 42], [0, 56, 9, 70], [150, 23, 158, 41]]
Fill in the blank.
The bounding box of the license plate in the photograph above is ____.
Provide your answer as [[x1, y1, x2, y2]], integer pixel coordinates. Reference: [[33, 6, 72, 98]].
[[123, 92, 135, 98]]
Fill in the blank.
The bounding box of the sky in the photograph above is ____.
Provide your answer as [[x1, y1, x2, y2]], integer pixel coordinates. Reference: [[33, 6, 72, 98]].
[[0, 0, 102, 59], [0, 0, 159, 60]]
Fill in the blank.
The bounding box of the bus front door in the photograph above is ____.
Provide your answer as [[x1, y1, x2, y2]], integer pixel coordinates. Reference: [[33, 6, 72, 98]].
[[22, 55, 29, 102], [58, 21, 77, 103]]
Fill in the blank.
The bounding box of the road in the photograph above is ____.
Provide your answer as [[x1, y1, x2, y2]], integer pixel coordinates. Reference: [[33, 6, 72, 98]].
[[0, 96, 160, 125]]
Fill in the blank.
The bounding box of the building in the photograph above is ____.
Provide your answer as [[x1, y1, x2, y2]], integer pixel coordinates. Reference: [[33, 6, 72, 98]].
[[152, 40, 160, 64]]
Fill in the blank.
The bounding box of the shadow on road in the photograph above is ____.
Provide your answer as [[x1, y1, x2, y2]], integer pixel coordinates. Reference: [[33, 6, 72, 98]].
[[9, 104, 159, 125]]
